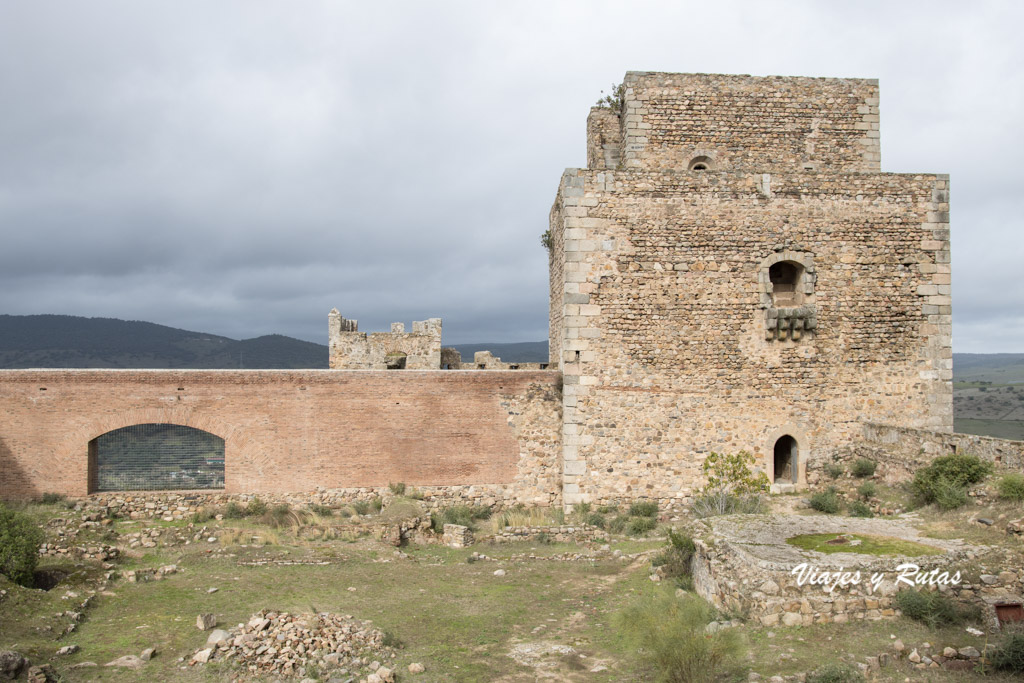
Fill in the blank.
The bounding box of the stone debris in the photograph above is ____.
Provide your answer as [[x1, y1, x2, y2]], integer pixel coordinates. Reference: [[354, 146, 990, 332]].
[[408, 662, 425, 673], [196, 613, 217, 630], [56, 645, 79, 656], [104, 655, 145, 669], [140, 647, 157, 661], [189, 610, 397, 678], [0, 651, 27, 680]]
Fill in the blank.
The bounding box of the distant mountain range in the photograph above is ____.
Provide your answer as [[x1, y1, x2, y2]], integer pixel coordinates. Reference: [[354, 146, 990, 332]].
[[0, 315, 548, 368], [1, 315, 1021, 375]]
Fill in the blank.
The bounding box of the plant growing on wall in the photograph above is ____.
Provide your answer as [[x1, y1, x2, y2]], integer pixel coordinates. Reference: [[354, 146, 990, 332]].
[[595, 82, 625, 111]]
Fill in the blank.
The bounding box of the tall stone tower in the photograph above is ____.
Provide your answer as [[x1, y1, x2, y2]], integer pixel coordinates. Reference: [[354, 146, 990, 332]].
[[548, 72, 952, 506]]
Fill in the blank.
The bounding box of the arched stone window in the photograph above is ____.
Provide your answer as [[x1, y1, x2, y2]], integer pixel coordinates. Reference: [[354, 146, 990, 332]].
[[768, 261, 805, 306], [688, 155, 713, 171], [773, 435, 798, 484], [88, 424, 225, 492]]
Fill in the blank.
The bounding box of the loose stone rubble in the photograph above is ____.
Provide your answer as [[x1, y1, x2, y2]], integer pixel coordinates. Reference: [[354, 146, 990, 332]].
[[189, 610, 397, 679]]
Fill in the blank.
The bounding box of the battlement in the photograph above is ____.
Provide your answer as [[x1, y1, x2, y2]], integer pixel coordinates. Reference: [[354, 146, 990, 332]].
[[587, 72, 880, 174], [327, 309, 442, 369]]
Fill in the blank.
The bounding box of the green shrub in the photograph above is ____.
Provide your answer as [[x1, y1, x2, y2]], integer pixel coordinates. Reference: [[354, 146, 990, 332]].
[[989, 629, 1024, 674], [308, 504, 333, 517], [430, 505, 488, 532], [806, 662, 865, 683], [583, 512, 606, 528], [614, 592, 742, 682], [627, 516, 657, 536], [998, 474, 1024, 502], [848, 501, 873, 518], [809, 487, 841, 514], [575, 502, 591, 515], [224, 502, 246, 519], [0, 503, 45, 587], [912, 454, 992, 507], [353, 500, 371, 515], [39, 492, 66, 505], [629, 500, 659, 518], [894, 589, 975, 629], [370, 496, 383, 513], [702, 450, 770, 495], [607, 515, 628, 534], [652, 528, 696, 589], [824, 463, 844, 480], [598, 504, 619, 514], [535, 531, 552, 544], [690, 490, 764, 518], [932, 477, 969, 510], [388, 482, 406, 495], [246, 497, 268, 517], [857, 481, 877, 500], [407, 488, 425, 500], [851, 458, 876, 478], [191, 507, 215, 523]]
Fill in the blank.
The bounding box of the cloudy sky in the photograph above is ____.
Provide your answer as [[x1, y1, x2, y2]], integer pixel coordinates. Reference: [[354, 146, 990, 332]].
[[0, 1, 1021, 352]]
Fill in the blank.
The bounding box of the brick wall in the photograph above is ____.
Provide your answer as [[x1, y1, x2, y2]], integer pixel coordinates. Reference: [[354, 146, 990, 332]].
[[0, 370, 561, 503]]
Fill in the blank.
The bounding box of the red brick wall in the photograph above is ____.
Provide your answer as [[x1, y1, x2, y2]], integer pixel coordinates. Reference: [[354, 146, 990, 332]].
[[0, 370, 561, 500]]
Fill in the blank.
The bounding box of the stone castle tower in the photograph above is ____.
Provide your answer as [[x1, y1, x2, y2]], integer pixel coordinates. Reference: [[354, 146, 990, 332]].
[[548, 72, 952, 505]]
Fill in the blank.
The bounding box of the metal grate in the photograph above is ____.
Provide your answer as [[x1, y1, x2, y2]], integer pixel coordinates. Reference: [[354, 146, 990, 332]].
[[91, 423, 225, 492]]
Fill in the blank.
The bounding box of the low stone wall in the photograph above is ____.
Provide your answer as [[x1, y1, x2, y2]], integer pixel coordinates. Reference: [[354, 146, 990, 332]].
[[863, 423, 1024, 469], [490, 524, 608, 544], [692, 515, 1023, 627]]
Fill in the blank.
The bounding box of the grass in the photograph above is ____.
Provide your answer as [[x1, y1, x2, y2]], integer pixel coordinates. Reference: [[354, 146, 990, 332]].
[[786, 533, 944, 557]]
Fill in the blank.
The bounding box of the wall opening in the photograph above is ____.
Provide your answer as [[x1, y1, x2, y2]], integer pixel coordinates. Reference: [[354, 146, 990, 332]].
[[773, 435, 798, 484], [89, 423, 225, 492], [769, 261, 804, 306], [688, 155, 713, 171], [385, 352, 407, 370]]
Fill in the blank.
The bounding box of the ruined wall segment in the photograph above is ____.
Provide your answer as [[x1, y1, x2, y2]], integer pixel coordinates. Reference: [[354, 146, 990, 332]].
[[551, 72, 951, 506], [0, 370, 561, 505], [328, 309, 442, 369]]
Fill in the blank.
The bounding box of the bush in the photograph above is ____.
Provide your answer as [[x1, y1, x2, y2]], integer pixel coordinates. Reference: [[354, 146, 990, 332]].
[[370, 496, 383, 513], [583, 512, 606, 528], [39, 492, 66, 505], [652, 529, 696, 589], [702, 450, 770, 496], [607, 515, 628, 534], [690, 490, 764, 519], [598, 504, 619, 514], [848, 500, 873, 518], [224, 502, 246, 519], [353, 500, 370, 515], [308, 504, 333, 517], [806, 662, 865, 683], [824, 463, 844, 480], [430, 505, 490, 532], [0, 503, 45, 587], [989, 629, 1024, 674], [574, 502, 591, 515], [407, 488, 424, 500], [388, 482, 406, 496], [857, 481, 877, 500], [614, 592, 743, 682], [246, 497, 268, 517], [851, 459, 876, 478], [894, 589, 975, 629], [627, 516, 657, 536], [932, 477, 969, 510], [809, 488, 841, 514], [191, 507, 215, 523], [912, 454, 992, 507], [998, 474, 1024, 502], [629, 501, 659, 518]]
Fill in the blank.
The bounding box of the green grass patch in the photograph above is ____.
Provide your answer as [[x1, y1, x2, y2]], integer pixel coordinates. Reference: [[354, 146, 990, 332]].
[[786, 533, 943, 557]]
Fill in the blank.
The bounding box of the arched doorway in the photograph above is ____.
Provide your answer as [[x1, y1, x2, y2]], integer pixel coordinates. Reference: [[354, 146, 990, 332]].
[[773, 435, 798, 484], [88, 423, 225, 492]]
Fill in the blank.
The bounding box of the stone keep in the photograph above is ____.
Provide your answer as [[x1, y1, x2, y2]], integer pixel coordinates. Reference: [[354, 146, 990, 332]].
[[548, 72, 952, 505]]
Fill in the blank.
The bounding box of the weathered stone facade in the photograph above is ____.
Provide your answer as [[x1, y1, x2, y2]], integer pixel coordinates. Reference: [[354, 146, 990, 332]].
[[549, 72, 953, 506]]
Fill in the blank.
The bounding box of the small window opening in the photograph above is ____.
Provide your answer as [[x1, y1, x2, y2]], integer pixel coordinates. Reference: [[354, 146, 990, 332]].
[[509, 364, 519, 370], [539, 363, 549, 370], [773, 435, 798, 484], [688, 155, 713, 171], [478, 363, 486, 369], [385, 352, 407, 370], [769, 261, 804, 306]]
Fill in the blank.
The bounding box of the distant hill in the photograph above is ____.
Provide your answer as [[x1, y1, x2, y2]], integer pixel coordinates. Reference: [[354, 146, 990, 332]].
[[450, 341, 549, 364], [953, 353, 1024, 384], [0, 315, 328, 369]]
